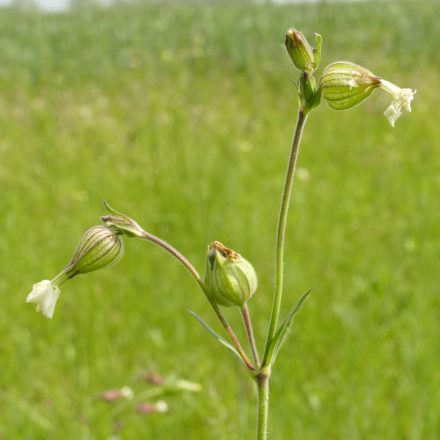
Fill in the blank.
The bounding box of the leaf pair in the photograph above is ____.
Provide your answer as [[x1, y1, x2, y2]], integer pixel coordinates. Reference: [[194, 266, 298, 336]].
[[189, 289, 311, 370]]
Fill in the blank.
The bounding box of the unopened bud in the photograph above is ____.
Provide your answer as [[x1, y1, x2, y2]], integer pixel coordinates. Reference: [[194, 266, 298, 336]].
[[65, 225, 124, 278], [298, 71, 321, 112], [320, 62, 381, 110], [285, 29, 321, 72], [203, 241, 257, 308]]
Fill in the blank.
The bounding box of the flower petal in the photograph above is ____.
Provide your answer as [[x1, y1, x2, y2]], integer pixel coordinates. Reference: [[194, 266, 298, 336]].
[[379, 80, 416, 127], [384, 102, 402, 127], [26, 280, 60, 319]]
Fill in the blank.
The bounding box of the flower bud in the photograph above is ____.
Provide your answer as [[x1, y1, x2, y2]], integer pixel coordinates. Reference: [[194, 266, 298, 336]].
[[298, 71, 321, 112], [320, 61, 381, 110], [285, 29, 321, 72], [65, 225, 124, 278], [203, 241, 257, 308]]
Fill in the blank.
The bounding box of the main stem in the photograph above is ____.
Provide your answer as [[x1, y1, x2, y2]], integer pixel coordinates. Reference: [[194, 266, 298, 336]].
[[256, 372, 270, 440], [262, 108, 308, 366]]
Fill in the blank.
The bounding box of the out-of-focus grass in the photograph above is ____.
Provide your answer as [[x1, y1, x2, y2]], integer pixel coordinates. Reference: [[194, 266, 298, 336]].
[[0, 1, 439, 438]]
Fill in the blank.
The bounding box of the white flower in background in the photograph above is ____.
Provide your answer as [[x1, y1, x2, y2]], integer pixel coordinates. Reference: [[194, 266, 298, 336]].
[[380, 79, 416, 127], [26, 280, 60, 319], [100, 386, 134, 402], [121, 386, 134, 400], [155, 400, 169, 413]]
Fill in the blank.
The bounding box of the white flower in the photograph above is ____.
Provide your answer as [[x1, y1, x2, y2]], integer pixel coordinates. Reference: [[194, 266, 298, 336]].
[[26, 280, 60, 319], [380, 79, 416, 127], [155, 400, 169, 413], [121, 387, 134, 400]]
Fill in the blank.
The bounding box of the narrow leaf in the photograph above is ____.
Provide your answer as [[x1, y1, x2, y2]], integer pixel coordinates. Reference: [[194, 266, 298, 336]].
[[187, 310, 245, 366], [268, 289, 312, 364]]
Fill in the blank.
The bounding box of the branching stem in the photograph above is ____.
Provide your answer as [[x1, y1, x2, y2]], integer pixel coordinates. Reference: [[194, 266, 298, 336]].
[[140, 231, 254, 371]]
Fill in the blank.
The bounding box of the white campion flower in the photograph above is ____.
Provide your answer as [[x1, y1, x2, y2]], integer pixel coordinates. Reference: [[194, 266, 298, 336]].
[[26, 280, 61, 319], [320, 61, 416, 127], [26, 225, 124, 319], [379, 79, 416, 127]]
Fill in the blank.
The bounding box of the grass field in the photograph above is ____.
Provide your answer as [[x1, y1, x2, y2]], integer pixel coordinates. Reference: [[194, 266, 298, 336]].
[[1, 0, 439, 438]]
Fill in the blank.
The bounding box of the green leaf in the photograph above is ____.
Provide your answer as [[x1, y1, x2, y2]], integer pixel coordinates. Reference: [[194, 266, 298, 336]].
[[187, 310, 245, 367], [267, 289, 312, 365]]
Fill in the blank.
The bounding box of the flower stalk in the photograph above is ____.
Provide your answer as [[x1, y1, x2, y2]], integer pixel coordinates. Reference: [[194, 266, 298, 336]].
[[241, 303, 260, 367], [139, 229, 202, 284], [262, 108, 308, 368]]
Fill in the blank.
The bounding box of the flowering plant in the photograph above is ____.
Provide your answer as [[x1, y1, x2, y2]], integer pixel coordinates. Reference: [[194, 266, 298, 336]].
[[27, 28, 414, 439]]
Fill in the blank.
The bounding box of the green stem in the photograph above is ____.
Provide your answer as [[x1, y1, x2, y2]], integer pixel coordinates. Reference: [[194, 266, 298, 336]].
[[256, 372, 270, 440], [210, 299, 255, 371], [241, 303, 260, 367], [262, 108, 308, 366], [140, 231, 201, 282]]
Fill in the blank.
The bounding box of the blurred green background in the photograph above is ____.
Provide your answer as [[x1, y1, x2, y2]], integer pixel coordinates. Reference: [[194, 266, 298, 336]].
[[1, 0, 439, 438]]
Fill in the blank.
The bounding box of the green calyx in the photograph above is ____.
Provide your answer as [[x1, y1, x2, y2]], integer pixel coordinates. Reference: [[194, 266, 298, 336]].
[[203, 241, 257, 308], [64, 225, 124, 278], [320, 61, 381, 110]]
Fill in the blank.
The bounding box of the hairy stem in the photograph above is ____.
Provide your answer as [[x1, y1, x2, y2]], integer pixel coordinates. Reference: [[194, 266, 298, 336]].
[[241, 303, 260, 367], [263, 108, 308, 366], [140, 231, 201, 282], [256, 372, 270, 440]]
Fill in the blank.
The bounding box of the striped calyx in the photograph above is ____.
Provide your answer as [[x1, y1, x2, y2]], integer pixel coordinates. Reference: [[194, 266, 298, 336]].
[[320, 62, 381, 110], [65, 225, 124, 278], [203, 241, 257, 308]]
